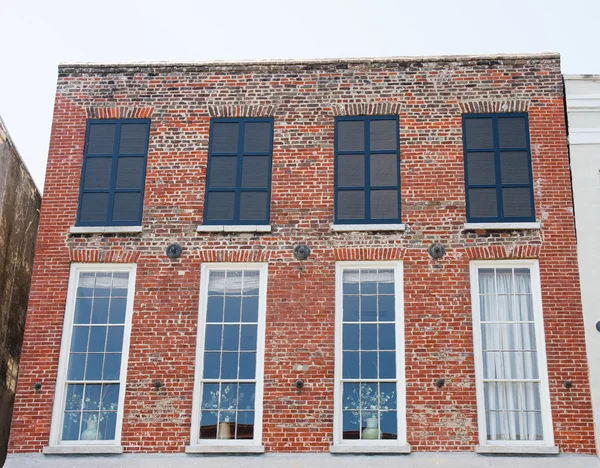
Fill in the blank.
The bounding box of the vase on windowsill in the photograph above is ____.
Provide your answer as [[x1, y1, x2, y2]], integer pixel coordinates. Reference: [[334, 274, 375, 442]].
[[217, 421, 232, 439], [362, 417, 379, 440], [81, 417, 101, 441]]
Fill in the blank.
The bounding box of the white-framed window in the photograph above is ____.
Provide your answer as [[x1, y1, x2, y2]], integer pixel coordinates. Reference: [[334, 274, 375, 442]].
[[470, 260, 554, 447], [190, 263, 267, 448], [49, 264, 136, 447], [333, 261, 407, 448]]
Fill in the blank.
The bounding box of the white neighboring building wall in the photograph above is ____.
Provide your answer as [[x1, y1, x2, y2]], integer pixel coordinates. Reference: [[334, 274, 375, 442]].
[[565, 75, 600, 456]]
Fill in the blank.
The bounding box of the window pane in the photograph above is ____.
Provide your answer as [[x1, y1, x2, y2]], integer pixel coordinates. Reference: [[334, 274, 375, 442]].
[[378, 295, 395, 322], [83, 158, 112, 190], [243, 122, 271, 153], [239, 353, 256, 379], [343, 270, 360, 294], [112, 192, 141, 222], [468, 188, 497, 219], [239, 192, 267, 221], [338, 121, 364, 152], [467, 152, 496, 185], [337, 191, 365, 220], [209, 156, 237, 188], [343, 295, 359, 322], [483, 351, 538, 379], [116, 157, 145, 189], [380, 411, 398, 439], [106, 327, 124, 353], [369, 120, 397, 151], [338, 154, 364, 187], [240, 325, 257, 351], [343, 351, 359, 379], [222, 325, 240, 351], [371, 190, 398, 220], [224, 297, 241, 322], [241, 297, 259, 322], [71, 327, 89, 352], [200, 411, 218, 439], [67, 354, 85, 380], [379, 352, 396, 378], [119, 124, 148, 154], [79, 193, 109, 223], [203, 353, 220, 379], [85, 354, 103, 380], [221, 353, 239, 379], [361, 295, 377, 322], [379, 324, 395, 350], [91, 298, 109, 324], [212, 122, 239, 153], [205, 192, 235, 221], [87, 124, 116, 154], [343, 324, 359, 350], [370, 154, 397, 187], [498, 117, 527, 148], [481, 323, 537, 351], [361, 324, 377, 350], [74, 298, 92, 324], [204, 325, 222, 350], [360, 352, 377, 379], [109, 298, 127, 324], [103, 354, 121, 380], [502, 188, 532, 218], [500, 152, 530, 185], [465, 118, 493, 149], [241, 156, 269, 188]]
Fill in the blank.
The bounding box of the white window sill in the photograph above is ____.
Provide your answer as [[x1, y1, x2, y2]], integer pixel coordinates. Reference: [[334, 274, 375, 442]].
[[331, 223, 406, 232], [43, 445, 123, 455], [463, 222, 541, 231], [196, 225, 272, 233], [185, 445, 265, 454], [69, 226, 143, 234], [329, 444, 411, 454], [475, 445, 559, 455]]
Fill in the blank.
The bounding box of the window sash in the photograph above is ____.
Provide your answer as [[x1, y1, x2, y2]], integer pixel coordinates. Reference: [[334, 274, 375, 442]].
[[77, 120, 150, 227], [191, 264, 267, 446], [49, 264, 136, 446], [204, 119, 274, 225], [334, 262, 406, 446], [463, 113, 535, 223], [334, 116, 401, 224], [470, 261, 553, 446]]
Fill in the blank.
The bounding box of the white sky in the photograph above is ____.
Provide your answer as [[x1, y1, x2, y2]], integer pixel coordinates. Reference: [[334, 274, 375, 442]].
[[1, 0, 599, 192]]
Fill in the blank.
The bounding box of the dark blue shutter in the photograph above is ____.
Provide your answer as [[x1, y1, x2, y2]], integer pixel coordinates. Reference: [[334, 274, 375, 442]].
[[204, 118, 273, 225], [335, 116, 400, 224], [463, 114, 535, 223], [77, 119, 150, 226]]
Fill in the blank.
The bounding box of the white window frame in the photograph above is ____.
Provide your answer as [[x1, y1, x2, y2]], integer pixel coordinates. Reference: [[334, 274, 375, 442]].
[[332, 261, 408, 452], [188, 263, 268, 452], [470, 260, 555, 450], [47, 263, 136, 449]]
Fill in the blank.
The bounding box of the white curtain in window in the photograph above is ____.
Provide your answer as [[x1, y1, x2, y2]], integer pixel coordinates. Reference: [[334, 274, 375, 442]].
[[480, 269, 542, 441]]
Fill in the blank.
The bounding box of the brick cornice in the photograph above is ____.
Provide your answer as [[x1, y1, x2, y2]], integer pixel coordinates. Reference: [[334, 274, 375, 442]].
[[85, 107, 154, 119], [466, 244, 540, 260], [69, 249, 141, 263], [198, 249, 272, 263], [459, 100, 530, 113], [330, 102, 402, 116], [334, 247, 406, 261], [208, 105, 277, 118]]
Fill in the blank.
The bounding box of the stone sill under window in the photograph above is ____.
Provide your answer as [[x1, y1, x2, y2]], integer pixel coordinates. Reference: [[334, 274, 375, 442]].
[[475, 445, 559, 455], [69, 226, 143, 235], [43, 445, 123, 455], [463, 222, 541, 231], [196, 225, 272, 233], [329, 444, 412, 454], [331, 224, 406, 232], [185, 445, 265, 454]]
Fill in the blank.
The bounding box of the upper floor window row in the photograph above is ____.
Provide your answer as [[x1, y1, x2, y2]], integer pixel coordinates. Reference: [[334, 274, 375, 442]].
[[77, 120, 150, 227], [462, 114, 536, 223], [75, 114, 536, 228]]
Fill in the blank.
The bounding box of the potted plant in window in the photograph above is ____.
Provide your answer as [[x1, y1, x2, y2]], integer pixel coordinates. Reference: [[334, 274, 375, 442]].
[[204, 385, 237, 439], [343, 384, 395, 440], [66, 391, 118, 441]]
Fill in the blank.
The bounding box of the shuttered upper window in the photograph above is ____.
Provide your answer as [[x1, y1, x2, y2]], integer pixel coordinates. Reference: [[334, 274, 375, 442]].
[[335, 116, 401, 224], [77, 120, 150, 226], [204, 118, 274, 225], [462, 114, 535, 223]]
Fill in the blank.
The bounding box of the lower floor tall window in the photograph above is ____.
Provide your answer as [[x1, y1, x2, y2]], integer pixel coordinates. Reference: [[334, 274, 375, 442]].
[[334, 261, 406, 446], [191, 264, 267, 446], [470, 261, 554, 446], [50, 264, 136, 446]]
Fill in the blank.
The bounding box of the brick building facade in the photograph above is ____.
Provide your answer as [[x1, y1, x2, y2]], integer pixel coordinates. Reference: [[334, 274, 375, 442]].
[[5, 53, 598, 467]]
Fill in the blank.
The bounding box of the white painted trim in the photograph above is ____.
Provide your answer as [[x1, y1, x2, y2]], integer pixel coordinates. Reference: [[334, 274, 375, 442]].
[[463, 222, 541, 231], [48, 264, 137, 448], [469, 260, 554, 448], [333, 261, 407, 448], [69, 226, 143, 234], [568, 133, 600, 145], [43, 445, 124, 455], [475, 444, 559, 455], [329, 444, 411, 454], [331, 224, 406, 232], [196, 225, 272, 233], [185, 445, 265, 454], [189, 263, 268, 447]]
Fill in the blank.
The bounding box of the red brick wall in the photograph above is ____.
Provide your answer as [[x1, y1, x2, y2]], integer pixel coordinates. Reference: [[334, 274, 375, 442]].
[[8, 55, 595, 454]]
